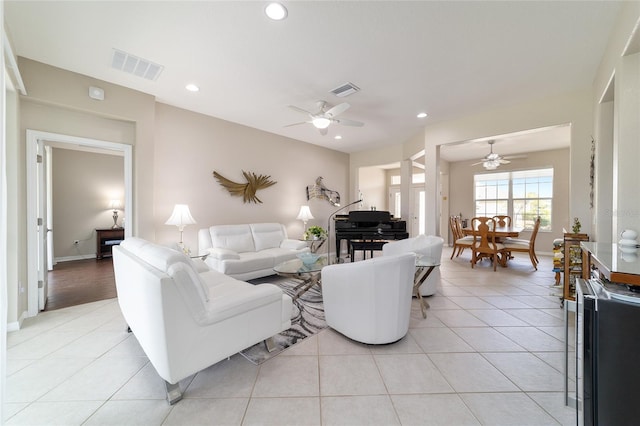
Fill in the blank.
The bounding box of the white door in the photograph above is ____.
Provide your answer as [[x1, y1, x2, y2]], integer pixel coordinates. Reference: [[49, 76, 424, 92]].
[[36, 139, 49, 310], [389, 188, 401, 219], [46, 145, 54, 270], [411, 187, 425, 236]]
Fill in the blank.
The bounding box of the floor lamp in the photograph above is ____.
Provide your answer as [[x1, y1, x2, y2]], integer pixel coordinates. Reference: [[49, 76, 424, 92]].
[[327, 199, 362, 264]]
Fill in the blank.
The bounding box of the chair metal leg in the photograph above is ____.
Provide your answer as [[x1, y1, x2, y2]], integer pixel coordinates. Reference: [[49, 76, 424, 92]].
[[264, 336, 277, 353], [165, 381, 183, 405]]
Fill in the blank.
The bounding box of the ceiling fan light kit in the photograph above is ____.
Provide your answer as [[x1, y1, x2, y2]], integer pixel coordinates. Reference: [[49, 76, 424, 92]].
[[312, 117, 331, 129], [472, 140, 512, 170], [265, 2, 287, 20], [286, 100, 364, 135]]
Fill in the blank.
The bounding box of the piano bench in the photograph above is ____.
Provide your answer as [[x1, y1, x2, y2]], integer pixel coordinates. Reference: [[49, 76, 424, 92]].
[[349, 239, 390, 262]]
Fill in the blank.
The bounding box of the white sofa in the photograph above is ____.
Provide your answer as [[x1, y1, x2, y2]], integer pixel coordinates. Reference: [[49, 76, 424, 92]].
[[198, 223, 309, 280], [113, 237, 293, 404], [321, 253, 416, 344]]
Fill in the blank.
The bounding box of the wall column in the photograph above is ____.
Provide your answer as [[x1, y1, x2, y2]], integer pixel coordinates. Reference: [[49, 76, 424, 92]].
[[400, 159, 411, 224], [594, 100, 614, 243], [424, 141, 439, 236]]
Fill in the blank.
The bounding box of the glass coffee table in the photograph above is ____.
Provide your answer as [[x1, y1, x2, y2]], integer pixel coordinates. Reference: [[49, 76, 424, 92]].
[[414, 256, 441, 319], [274, 256, 333, 300]]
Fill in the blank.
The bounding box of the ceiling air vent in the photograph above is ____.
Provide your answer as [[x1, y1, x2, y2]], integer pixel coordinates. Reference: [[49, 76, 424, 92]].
[[111, 49, 164, 81], [330, 82, 360, 98]]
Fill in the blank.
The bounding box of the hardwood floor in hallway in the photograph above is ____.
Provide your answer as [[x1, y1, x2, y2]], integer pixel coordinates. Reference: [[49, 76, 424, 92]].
[[45, 258, 117, 311]]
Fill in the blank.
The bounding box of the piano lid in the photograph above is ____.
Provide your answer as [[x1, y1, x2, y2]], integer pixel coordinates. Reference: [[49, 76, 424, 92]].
[[348, 210, 391, 223]]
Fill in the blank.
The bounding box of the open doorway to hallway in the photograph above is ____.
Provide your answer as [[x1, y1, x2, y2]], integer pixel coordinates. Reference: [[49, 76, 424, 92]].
[[44, 146, 123, 310], [26, 130, 132, 316]]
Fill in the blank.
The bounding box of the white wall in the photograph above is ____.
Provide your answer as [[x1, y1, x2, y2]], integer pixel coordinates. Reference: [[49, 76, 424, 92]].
[[358, 166, 386, 211], [592, 3, 640, 241], [153, 103, 349, 252]]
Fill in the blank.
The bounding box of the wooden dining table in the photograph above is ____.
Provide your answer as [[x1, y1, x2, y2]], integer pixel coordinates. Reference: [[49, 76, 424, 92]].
[[462, 225, 524, 266], [462, 225, 523, 239]]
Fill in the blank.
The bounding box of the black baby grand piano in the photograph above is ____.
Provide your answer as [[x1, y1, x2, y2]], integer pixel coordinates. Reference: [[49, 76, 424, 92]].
[[333, 210, 408, 258]]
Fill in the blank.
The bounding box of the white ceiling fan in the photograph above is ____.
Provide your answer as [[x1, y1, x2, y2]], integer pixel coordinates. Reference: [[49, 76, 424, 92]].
[[285, 101, 364, 135], [471, 140, 522, 170]]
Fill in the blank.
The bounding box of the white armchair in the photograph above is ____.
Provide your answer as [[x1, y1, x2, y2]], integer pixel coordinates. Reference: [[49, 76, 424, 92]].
[[113, 238, 292, 404], [321, 253, 416, 344], [382, 234, 444, 296]]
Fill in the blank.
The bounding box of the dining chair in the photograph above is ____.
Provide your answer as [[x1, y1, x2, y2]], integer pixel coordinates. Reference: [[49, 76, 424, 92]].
[[470, 216, 506, 271], [492, 215, 512, 227], [449, 216, 473, 259], [503, 216, 541, 269]]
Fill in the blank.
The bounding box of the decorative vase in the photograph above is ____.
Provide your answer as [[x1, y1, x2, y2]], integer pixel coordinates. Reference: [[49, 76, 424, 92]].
[[621, 229, 638, 241]]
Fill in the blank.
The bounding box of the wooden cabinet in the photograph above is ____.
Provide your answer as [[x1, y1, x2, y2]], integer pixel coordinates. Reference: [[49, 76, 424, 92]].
[[563, 232, 589, 301], [96, 228, 124, 260]]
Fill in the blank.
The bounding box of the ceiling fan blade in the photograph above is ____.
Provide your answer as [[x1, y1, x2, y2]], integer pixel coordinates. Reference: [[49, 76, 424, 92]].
[[471, 161, 485, 166], [335, 118, 364, 127], [288, 105, 313, 116], [284, 121, 309, 128], [324, 102, 350, 118], [503, 154, 527, 160], [498, 159, 511, 164], [318, 126, 329, 136]]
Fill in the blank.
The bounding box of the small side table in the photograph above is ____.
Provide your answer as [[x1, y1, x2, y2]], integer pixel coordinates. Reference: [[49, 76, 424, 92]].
[[96, 228, 124, 260], [301, 237, 326, 254], [414, 257, 440, 319]]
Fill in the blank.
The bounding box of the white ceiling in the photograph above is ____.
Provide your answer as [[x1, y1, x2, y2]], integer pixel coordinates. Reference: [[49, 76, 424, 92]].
[[4, 1, 623, 157]]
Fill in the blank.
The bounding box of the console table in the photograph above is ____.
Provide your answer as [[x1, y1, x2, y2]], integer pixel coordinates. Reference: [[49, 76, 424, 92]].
[[96, 228, 124, 260]]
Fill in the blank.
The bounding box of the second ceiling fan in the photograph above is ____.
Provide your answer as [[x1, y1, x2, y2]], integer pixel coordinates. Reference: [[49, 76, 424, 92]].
[[285, 100, 364, 135], [472, 140, 523, 170]]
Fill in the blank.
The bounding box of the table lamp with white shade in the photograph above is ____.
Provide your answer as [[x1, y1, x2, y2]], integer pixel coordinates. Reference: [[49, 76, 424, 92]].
[[296, 205, 314, 232], [165, 204, 197, 246]]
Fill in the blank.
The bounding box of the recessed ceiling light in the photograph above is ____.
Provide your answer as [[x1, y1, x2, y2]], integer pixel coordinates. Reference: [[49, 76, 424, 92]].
[[265, 2, 288, 20], [185, 84, 199, 92], [417, 112, 428, 118], [334, 135, 342, 140]]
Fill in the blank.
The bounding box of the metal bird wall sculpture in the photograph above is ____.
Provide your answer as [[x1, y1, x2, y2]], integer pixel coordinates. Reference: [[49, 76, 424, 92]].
[[213, 170, 277, 204], [306, 176, 341, 206]]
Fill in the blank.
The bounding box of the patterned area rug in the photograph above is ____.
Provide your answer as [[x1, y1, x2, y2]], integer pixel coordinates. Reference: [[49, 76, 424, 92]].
[[240, 277, 326, 364]]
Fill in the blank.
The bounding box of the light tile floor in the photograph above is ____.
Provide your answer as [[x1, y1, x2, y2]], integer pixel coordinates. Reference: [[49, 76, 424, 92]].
[[4, 252, 577, 425]]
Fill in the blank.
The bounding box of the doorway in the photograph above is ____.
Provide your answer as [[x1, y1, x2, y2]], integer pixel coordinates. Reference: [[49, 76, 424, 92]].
[[26, 130, 133, 316], [411, 187, 425, 235]]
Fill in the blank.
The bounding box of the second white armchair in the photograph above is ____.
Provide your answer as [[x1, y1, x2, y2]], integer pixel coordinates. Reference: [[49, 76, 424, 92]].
[[321, 253, 416, 344], [382, 234, 444, 296]]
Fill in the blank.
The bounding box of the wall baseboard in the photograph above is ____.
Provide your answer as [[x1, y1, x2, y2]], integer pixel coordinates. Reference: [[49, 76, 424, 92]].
[[7, 310, 28, 331], [54, 254, 97, 263]]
